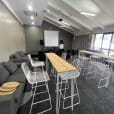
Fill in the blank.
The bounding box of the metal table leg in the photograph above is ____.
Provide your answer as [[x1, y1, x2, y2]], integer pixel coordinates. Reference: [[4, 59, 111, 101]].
[[56, 74, 60, 114], [71, 79, 74, 111]]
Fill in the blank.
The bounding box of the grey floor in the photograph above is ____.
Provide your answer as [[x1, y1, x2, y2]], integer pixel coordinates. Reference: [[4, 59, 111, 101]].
[[18, 69, 114, 114]]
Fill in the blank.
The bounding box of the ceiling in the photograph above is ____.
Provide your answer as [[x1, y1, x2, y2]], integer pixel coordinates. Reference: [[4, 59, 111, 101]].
[[2, 0, 114, 35]]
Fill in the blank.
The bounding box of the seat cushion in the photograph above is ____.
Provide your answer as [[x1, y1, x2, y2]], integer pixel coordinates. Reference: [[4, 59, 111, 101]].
[[8, 69, 26, 83], [0, 65, 9, 85], [4, 61, 17, 74]]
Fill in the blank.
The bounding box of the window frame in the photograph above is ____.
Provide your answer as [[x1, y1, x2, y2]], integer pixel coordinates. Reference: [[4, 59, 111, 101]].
[[93, 32, 114, 56]]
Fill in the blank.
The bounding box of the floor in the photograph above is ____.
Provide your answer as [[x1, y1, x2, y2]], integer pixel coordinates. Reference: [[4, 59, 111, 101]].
[[18, 69, 114, 114]]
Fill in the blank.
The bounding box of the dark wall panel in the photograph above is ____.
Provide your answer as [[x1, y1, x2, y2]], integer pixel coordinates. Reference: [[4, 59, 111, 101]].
[[24, 21, 73, 52], [72, 35, 91, 50]]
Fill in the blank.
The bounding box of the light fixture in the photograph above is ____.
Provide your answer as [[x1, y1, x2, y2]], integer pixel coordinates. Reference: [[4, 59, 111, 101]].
[[32, 22, 34, 25], [47, 9, 50, 13], [30, 16, 34, 20], [28, 5, 33, 11], [80, 12, 96, 16]]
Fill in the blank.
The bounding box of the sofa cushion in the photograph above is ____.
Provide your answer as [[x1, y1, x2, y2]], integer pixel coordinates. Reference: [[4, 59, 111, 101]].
[[17, 51, 25, 57], [8, 68, 26, 83], [4, 61, 17, 74], [15, 53, 21, 59], [0, 65, 9, 85]]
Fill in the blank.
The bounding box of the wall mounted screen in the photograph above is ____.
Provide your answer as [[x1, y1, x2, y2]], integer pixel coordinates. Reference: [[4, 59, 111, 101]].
[[44, 30, 59, 47]]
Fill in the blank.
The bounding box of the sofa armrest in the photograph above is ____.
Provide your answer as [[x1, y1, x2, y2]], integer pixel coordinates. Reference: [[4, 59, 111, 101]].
[[0, 94, 16, 114]]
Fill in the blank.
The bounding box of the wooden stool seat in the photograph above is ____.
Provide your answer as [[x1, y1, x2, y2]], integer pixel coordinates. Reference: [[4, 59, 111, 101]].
[[0, 82, 20, 96], [2, 82, 20, 89]]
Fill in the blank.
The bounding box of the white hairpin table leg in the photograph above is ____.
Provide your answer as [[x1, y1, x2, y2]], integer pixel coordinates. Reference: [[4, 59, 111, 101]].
[[56, 74, 59, 114], [71, 79, 74, 111]]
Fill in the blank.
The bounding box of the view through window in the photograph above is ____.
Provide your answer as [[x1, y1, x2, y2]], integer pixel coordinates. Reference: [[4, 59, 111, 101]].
[[93, 33, 114, 56]]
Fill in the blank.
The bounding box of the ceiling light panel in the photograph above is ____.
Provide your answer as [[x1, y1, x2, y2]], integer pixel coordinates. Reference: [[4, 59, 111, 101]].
[[28, 5, 33, 11], [80, 12, 96, 16], [30, 16, 34, 20], [62, 0, 100, 13]]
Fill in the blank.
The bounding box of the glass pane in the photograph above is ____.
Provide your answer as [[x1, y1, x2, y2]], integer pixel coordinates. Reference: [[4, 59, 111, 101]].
[[102, 34, 112, 49], [109, 50, 114, 56], [110, 34, 114, 49], [94, 34, 103, 50], [101, 49, 108, 55]]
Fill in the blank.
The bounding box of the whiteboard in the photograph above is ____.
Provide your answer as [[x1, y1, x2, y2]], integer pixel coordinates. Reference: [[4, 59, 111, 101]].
[[44, 30, 59, 47]]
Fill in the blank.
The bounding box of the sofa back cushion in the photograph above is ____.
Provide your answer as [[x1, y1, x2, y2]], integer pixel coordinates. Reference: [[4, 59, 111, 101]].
[[15, 53, 21, 59], [17, 51, 25, 57], [4, 61, 17, 74], [0, 65, 9, 85]]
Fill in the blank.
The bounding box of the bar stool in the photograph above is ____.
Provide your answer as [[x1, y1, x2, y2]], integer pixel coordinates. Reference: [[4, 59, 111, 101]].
[[28, 54, 45, 70], [98, 64, 112, 88], [79, 56, 90, 75], [71, 58, 82, 73], [58, 70, 80, 111], [21, 62, 52, 114], [86, 61, 98, 79], [28, 54, 45, 94]]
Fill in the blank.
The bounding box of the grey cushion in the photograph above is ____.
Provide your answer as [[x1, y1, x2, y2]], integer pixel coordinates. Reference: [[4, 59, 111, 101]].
[[8, 68, 26, 83], [15, 53, 21, 59], [0, 65, 9, 85], [17, 51, 25, 57], [4, 61, 17, 74]]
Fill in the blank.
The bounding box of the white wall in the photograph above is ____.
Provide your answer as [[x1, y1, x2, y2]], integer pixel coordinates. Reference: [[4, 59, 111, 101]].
[[0, 2, 25, 62]]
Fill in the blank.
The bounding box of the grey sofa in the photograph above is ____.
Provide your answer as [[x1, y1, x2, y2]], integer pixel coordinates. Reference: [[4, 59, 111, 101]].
[[0, 60, 26, 114], [9, 51, 28, 64]]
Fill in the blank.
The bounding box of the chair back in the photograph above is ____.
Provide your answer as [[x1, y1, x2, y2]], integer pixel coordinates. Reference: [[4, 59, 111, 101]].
[[28, 54, 33, 63], [21, 62, 31, 84]]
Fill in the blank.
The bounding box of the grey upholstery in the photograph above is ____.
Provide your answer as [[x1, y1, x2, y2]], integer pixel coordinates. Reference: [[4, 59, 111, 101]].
[[9, 51, 28, 64], [0, 65, 9, 85], [0, 60, 26, 114], [17, 51, 25, 57], [8, 69, 26, 83], [0, 84, 24, 114], [4, 61, 17, 74]]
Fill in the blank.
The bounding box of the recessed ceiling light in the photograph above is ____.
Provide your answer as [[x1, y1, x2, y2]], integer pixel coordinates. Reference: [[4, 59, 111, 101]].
[[32, 22, 35, 25], [80, 12, 96, 16], [30, 16, 34, 20], [28, 5, 33, 11], [47, 9, 50, 13]]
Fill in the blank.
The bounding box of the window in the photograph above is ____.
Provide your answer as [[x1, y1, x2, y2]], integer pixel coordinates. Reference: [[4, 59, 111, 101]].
[[109, 50, 114, 56], [94, 34, 103, 50], [93, 33, 114, 56], [102, 34, 112, 49]]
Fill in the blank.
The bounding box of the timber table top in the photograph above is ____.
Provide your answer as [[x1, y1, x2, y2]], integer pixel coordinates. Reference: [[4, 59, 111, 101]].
[[45, 53, 77, 73]]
